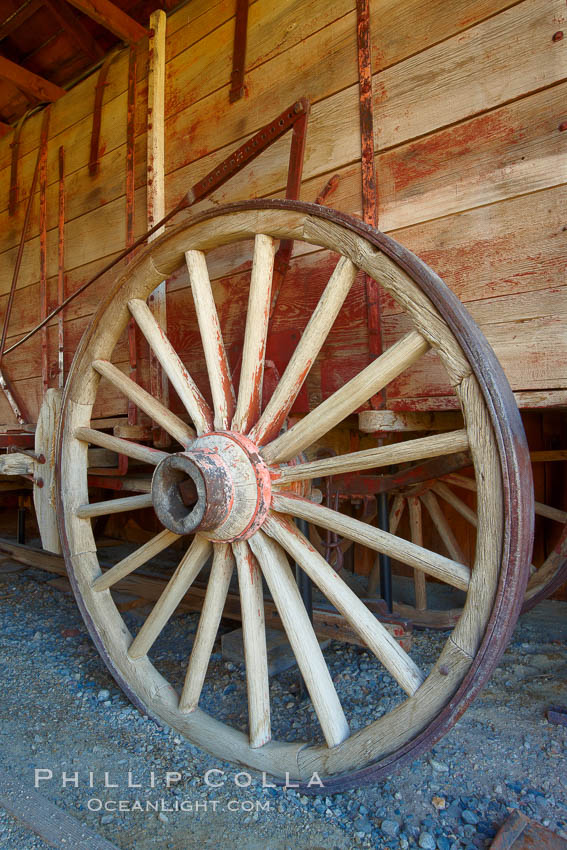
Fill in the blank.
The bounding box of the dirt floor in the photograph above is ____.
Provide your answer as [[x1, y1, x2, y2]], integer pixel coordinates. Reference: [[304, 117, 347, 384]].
[[0, 559, 565, 850]]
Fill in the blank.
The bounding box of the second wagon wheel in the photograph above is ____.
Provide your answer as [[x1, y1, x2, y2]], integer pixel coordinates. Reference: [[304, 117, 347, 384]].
[[57, 200, 533, 790], [368, 452, 567, 628]]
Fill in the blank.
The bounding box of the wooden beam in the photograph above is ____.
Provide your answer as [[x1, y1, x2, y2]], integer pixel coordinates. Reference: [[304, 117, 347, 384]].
[[64, 0, 148, 44], [44, 0, 105, 61], [0, 0, 43, 41], [146, 9, 169, 444], [0, 56, 65, 103], [0, 769, 122, 850]]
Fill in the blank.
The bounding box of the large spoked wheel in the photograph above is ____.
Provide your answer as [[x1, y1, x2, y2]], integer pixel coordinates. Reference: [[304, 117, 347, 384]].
[[376, 453, 566, 628], [57, 201, 533, 790]]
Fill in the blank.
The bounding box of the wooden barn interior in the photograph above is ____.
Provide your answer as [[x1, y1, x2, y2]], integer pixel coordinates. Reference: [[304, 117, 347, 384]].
[[0, 0, 565, 797]]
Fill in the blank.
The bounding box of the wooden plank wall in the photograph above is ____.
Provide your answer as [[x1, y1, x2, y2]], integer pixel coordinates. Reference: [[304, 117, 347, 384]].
[[0, 0, 565, 425]]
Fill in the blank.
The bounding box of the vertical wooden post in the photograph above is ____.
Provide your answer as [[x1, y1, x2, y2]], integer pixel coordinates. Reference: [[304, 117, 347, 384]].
[[39, 106, 51, 395], [57, 146, 65, 389], [147, 9, 170, 446], [126, 44, 138, 425]]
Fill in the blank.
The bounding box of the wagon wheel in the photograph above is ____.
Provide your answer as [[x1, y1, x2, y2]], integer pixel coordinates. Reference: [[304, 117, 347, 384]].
[[57, 200, 532, 790], [375, 452, 566, 627]]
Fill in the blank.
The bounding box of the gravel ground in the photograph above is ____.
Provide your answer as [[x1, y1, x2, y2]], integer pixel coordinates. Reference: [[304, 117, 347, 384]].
[[0, 561, 566, 850]]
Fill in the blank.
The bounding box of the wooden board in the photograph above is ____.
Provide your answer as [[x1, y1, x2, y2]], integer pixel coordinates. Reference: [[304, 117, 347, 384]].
[[0, 769, 122, 850]]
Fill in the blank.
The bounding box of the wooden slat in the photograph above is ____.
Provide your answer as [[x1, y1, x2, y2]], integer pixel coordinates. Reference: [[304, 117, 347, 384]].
[[65, 0, 147, 43], [408, 496, 427, 611], [147, 9, 168, 437], [0, 0, 520, 174], [374, 0, 567, 151], [0, 769, 122, 850], [0, 56, 66, 103], [383, 287, 567, 402], [0, 78, 564, 294], [379, 81, 567, 231]]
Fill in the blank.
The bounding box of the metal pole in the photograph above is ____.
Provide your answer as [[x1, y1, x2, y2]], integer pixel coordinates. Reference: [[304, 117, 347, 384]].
[[17, 507, 26, 545], [377, 492, 392, 612]]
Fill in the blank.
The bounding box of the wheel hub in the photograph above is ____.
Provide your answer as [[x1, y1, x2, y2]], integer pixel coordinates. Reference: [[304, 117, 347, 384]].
[[151, 432, 271, 541]]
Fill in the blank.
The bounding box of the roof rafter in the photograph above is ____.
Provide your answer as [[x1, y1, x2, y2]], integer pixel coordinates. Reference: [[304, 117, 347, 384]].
[[0, 0, 43, 41], [44, 0, 105, 61], [0, 54, 66, 102], [63, 0, 148, 44]]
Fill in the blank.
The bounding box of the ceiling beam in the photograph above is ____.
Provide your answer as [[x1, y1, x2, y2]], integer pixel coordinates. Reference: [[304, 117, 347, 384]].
[[0, 55, 66, 102], [0, 0, 43, 41], [44, 0, 105, 61], [63, 0, 148, 44]]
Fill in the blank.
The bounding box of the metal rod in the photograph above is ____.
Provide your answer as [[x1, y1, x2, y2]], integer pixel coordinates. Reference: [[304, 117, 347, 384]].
[[17, 507, 26, 545], [377, 491, 392, 612]]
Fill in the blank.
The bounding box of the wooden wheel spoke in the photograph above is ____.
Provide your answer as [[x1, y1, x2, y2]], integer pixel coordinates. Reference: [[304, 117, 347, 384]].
[[250, 256, 358, 446], [408, 496, 427, 611], [232, 234, 275, 434], [421, 490, 467, 565], [185, 250, 235, 430], [265, 515, 425, 696], [76, 493, 153, 519], [431, 481, 477, 527], [272, 492, 470, 591], [233, 539, 271, 747], [128, 535, 212, 659], [128, 299, 213, 435], [92, 360, 195, 447], [534, 502, 567, 524], [273, 429, 470, 484], [92, 529, 180, 592], [75, 426, 168, 465], [248, 530, 350, 748], [262, 331, 429, 465], [389, 495, 406, 535], [179, 544, 234, 713], [449, 471, 567, 525]]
